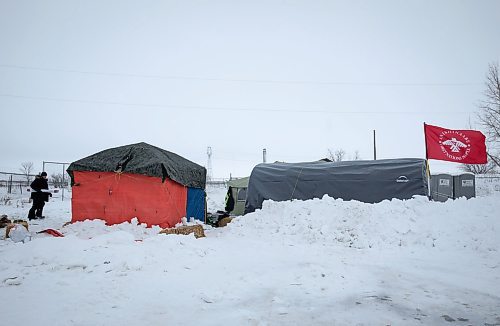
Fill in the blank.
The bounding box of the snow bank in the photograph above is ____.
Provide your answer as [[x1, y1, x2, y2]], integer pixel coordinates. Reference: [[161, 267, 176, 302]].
[[61, 218, 163, 240], [1, 190, 499, 325], [206, 184, 227, 212], [224, 195, 500, 252]]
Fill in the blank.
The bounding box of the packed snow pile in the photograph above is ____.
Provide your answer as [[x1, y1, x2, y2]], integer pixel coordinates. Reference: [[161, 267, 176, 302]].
[[2, 191, 499, 253], [61, 218, 163, 240], [206, 185, 228, 212], [1, 190, 500, 325], [226, 195, 499, 252]]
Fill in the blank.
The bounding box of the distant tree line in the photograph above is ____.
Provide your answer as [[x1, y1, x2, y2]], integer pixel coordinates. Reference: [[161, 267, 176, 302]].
[[327, 149, 361, 162]]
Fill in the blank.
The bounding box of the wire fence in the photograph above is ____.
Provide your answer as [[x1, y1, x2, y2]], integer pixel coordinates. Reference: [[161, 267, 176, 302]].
[[2, 169, 498, 199], [206, 176, 247, 187], [0, 171, 71, 195], [0, 171, 37, 195], [476, 174, 500, 196], [206, 178, 230, 187], [2, 171, 236, 192]]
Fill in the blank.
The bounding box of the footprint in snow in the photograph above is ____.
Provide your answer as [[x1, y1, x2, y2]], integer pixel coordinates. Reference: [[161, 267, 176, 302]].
[[3, 276, 22, 286]]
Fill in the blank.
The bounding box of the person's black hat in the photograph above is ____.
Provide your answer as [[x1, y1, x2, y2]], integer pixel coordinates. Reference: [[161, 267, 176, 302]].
[[40, 172, 47, 177]]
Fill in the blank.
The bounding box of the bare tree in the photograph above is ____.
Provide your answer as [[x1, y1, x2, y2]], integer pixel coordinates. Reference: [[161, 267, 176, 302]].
[[19, 161, 34, 184], [477, 62, 500, 168], [461, 115, 497, 173], [327, 149, 346, 162], [460, 162, 497, 174], [351, 150, 362, 160], [327, 149, 363, 162], [50, 173, 68, 188]]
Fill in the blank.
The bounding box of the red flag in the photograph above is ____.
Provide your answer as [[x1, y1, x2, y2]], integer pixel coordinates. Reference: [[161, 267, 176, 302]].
[[424, 123, 487, 164]]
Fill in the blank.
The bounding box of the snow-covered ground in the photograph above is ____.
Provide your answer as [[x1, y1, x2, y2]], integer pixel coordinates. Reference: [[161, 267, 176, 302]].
[[0, 185, 499, 325]]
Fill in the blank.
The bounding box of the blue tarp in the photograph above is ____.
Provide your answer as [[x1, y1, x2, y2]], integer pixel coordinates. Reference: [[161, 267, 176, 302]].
[[186, 188, 205, 221]]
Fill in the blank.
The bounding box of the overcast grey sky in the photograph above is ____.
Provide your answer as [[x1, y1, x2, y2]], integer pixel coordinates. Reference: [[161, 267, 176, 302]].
[[1, 0, 499, 178]]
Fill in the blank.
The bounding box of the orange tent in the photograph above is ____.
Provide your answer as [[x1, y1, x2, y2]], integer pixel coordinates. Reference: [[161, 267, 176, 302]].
[[67, 143, 206, 228]]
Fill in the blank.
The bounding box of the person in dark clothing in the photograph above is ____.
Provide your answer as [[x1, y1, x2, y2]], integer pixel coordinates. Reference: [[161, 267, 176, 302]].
[[28, 172, 51, 220], [224, 187, 235, 213]]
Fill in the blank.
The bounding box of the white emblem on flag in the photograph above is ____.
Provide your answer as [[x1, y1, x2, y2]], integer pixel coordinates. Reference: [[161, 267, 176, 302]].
[[441, 138, 467, 153], [438, 131, 471, 161]]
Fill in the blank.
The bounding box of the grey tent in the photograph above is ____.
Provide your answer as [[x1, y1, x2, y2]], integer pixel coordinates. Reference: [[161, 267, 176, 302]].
[[225, 177, 249, 216], [245, 158, 428, 214]]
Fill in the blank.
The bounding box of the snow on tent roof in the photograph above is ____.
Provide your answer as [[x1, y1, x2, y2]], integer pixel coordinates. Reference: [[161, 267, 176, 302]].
[[67, 142, 206, 189], [245, 158, 428, 214]]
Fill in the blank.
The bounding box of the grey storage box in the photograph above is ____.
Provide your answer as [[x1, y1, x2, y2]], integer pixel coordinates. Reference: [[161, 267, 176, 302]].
[[453, 173, 476, 199], [430, 174, 454, 202]]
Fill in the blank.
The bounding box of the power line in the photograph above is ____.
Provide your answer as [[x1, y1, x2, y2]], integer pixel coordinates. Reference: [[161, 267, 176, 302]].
[[0, 93, 474, 115], [0, 63, 483, 87]]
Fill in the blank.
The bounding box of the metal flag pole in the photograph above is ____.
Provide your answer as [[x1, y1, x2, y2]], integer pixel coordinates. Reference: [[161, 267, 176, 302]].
[[423, 123, 431, 198]]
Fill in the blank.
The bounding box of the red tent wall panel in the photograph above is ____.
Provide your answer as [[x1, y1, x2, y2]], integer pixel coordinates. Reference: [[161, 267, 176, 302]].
[[71, 171, 187, 228]]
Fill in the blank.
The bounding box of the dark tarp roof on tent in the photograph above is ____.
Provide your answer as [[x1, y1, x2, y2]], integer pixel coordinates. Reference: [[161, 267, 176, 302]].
[[67, 142, 206, 189], [245, 158, 428, 214]]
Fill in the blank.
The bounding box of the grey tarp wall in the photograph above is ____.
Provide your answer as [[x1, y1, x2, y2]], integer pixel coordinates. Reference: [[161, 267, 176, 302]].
[[67, 142, 206, 189], [245, 158, 428, 214]]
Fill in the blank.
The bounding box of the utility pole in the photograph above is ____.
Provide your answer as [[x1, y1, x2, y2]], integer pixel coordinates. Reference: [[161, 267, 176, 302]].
[[263, 148, 267, 163], [373, 130, 377, 160], [206, 147, 213, 182]]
